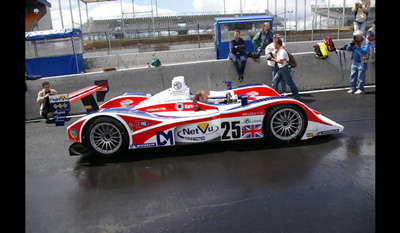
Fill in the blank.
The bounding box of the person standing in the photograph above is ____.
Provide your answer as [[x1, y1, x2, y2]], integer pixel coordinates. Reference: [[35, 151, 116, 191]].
[[36, 81, 57, 122], [366, 20, 376, 55], [266, 33, 287, 96], [252, 22, 274, 55], [352, 0, 370, 35], [346, 30, 371, 95], [270, 39, 300, 100], [229, 29, 247, 82]]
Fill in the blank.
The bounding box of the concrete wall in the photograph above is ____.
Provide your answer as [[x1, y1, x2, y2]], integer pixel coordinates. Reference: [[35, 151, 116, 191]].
[[26, 47, 375, 120], [84, 39, 352, 72], [84, 47, 216, 72]]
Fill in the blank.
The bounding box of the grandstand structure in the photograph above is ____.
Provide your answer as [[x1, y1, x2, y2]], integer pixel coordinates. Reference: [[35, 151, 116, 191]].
[[80, 10, 285, 54], [80, 3, 375, 44], [53, 1, 374, 55], [82, 11, 282, 39]]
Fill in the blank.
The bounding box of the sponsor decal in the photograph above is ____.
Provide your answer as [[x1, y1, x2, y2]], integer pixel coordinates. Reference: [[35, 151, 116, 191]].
[[173, 81, 182, 90], [156, 130, 174, 146], [69, 128, 78, 139], [129, 120, 149, 133], [171, 81, 185, 96], [49, 94, 71, 126], [131, 143, 157, 148], [241, 124, 263, 139], [176, 122, 220, 142], [247, 91, 259, 97], [242, 118, 262, 125], [317, 129, 340, 136], [134, 120, 149, 128], [50, 95, 68, 102], [120, 99, 134, 108], [184, 104, 193, 109], [241, 110, 265, 116], [175, 102, 184, 111], [146, 107, 167, 112]]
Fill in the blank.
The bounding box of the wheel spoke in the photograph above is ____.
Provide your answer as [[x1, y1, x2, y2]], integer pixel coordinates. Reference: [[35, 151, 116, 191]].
[[109, 140, 117, 149], [276, 130, 282, 136]]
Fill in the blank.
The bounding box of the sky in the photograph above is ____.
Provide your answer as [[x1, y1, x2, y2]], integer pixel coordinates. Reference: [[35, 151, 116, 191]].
[[46, 0, 375, 30]]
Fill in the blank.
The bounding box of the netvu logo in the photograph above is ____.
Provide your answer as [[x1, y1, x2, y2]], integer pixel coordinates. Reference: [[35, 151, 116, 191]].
[[177, 123, 219, 142]]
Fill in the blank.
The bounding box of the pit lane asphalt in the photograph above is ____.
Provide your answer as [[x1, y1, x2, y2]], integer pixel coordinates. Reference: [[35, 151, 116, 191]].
[[25, 86, 375, 233]]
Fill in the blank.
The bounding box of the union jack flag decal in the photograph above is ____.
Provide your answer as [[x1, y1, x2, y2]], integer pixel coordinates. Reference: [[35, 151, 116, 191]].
[[241, 124, 263, 139]]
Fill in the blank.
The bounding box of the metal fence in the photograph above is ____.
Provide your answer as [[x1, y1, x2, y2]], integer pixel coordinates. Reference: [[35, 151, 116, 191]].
[[80, 2, 375, 57]]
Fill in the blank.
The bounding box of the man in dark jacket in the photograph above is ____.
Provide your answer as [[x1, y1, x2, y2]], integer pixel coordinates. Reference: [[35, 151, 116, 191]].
[[229, 29, 247, 82]]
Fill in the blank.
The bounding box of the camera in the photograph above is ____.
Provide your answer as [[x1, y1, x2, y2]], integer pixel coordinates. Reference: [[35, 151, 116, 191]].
[[350, 36, 357, 47], [266, 52, 274, 60]]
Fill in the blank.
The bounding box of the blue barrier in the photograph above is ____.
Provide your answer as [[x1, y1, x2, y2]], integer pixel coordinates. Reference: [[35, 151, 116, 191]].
[[26, 54, 84, 77], [25, 28, 84, 77]]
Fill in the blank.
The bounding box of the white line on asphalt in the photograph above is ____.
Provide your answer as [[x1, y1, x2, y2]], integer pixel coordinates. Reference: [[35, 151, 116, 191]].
[[298, 85, 375, 95]]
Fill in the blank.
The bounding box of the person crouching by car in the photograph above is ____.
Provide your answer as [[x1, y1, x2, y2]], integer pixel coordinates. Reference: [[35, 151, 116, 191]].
[[36, 81, 57, 122], [229, 29, 247, 82], [346, 30, 371, 95]]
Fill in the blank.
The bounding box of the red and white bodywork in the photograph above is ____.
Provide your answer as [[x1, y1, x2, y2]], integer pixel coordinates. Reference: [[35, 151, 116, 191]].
[[67, 76, 343, 156]]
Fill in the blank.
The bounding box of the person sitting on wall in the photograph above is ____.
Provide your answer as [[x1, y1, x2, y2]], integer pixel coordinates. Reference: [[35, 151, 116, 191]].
[[252, 22, 274, 55], [229, 29, 247, 82], [36, 81, 57, 122]]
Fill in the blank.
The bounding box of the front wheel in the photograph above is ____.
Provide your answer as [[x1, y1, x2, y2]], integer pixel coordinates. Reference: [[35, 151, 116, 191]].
[[264, 104, 307, 143], [83, 117, 129, 157]]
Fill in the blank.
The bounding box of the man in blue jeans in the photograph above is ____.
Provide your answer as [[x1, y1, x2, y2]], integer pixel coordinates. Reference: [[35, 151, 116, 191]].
[[346, 30, 371, 94], [270, 39, 300, 100], [229, 29, 247, 82]]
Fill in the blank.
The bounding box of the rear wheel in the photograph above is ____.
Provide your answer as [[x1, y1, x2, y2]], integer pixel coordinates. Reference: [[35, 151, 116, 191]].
[[83, 117, 128, 157], [264, 104, 307, 143]]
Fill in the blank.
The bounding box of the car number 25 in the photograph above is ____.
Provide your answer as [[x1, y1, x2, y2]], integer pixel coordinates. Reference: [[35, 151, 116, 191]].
[[221, 121, 241, 140]]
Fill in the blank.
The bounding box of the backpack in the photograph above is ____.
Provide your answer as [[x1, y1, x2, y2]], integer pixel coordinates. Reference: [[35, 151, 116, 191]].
[[283, 47, 297, 68], [313, 43, 329, 59], [322, 36, 336, 52]]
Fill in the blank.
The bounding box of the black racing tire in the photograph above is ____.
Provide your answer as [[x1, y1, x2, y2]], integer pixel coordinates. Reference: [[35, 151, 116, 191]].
[[263, 104, 307, 143], [83, 117, 129, 157]]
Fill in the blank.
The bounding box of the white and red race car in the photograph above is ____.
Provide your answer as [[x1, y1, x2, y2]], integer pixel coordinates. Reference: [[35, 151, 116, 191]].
[[67, 76, 343, 157]]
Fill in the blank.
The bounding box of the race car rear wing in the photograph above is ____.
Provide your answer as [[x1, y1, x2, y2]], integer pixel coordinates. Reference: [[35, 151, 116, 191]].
[[48, 80, 109, 126], [68, 80, 109, 113]]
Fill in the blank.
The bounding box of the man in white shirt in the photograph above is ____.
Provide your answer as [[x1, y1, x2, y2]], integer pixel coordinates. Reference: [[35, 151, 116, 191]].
[[270, 39, 300, 100], [265, 34, 287, 95]]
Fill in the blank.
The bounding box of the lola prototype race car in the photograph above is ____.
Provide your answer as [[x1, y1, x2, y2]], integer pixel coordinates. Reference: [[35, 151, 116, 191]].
[[67, 76, 343, 157]]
